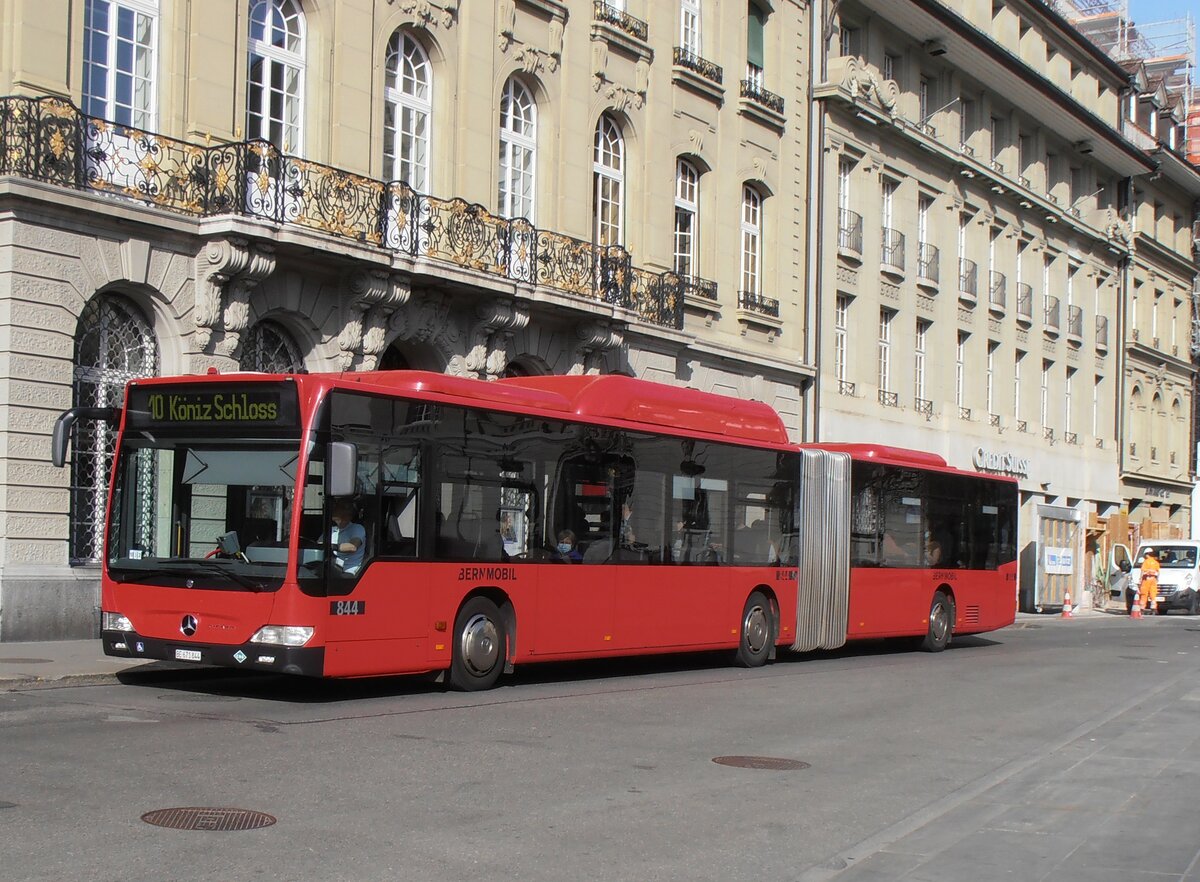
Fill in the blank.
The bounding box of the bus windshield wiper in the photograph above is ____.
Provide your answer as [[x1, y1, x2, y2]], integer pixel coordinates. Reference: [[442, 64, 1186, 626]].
[[111, 558, 267, 591]]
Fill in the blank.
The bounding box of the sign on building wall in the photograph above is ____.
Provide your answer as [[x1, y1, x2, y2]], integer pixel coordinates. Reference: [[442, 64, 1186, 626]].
[[1044, 546, 1075, 575]]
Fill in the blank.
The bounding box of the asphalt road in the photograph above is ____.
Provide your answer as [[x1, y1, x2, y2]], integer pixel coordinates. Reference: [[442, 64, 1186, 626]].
[[3, 613, 1200, 881]]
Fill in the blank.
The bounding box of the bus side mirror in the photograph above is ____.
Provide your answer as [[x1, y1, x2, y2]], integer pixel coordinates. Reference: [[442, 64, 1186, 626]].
[[326, 441, 358, 498], [51, 407, 119, 468]]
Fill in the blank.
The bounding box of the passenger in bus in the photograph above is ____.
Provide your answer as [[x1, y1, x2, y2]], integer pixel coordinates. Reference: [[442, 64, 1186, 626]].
[[618, 499, 637, 548], [925, 533, 945, 567], [330, 501, 366, 575], [555, 529, 584, 563]]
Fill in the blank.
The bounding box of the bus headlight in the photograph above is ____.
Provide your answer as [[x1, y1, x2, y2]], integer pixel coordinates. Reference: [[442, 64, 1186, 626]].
[[102, 611, 134, 632], [250, 625, 314, 647]]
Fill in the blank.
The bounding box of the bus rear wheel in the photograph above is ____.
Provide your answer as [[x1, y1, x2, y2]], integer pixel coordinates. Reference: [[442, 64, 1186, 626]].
[[450, 596, 506, 691], [920, 591, 954, 652], [734, 591, 774, 668]]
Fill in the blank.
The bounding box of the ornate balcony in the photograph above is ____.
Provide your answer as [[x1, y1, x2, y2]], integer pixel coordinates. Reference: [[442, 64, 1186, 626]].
[[880, 227, 905, 273], [917, 242, 939, 284], [958, 258, 978, 304], [680, 275, 719, 302], [739, 80, 785, 115], [1044, 427, 1056, 443], [1016, 283, 1033, 325], [1017, 419, 1028, 433], [838, 209, 863, 257], [959, 406, 972, 421], [879, 390, 899, 407], [1066, 305, 1083, 345], [915, 397, 933, 418], [1044, 295, 1061, 336], [737, 290, 780, 317], [1064, 431, 1079, 445], [593, 0, 647, 41], [0, 95, 683, 328], [838, 380, 857, 396], [672, 47, 723, 85], [988, 271, 1006, 314], [989, 413, 1001, 428], [1095, 315, 1109, 353]]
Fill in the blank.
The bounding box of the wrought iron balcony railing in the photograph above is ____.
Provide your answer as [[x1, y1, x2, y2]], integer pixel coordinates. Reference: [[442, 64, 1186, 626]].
[[739, 80, 785, 115], [915, 397, 933, 418], [989, 413, 1001, 428], [672, 47, 723, 84], [879, 390, 899, 407], [838, 209, 863, 255], [988, 271, 1006, 312], [1095, 315, 1109, 351], [1044, 427, 1056, 443], [737, 290, 780, 317], [881, 227, 905, 272], [959, 258, 978, 299], [1017, 419, 1028, 433], [1064, 431, 1078, 445], [917, 242, 939, 283], [680, 275, 719, 302], [838, 380, 856, 396], [959, 406, 972, 421], [0, 95, 683, 328], [1044, 295, 1061, 333], [1066, 305, 1083, 342], [1129, 442, 1137, 457], [1016, 282, 1033, 324], [593, 0, 647, 41]]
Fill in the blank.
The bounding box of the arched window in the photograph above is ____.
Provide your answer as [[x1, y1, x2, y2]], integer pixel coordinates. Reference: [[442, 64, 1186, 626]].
[[246, 0, 305, 152], [383, 31, 432, 191], [83, 0, 159, 128], [71, 295, 158, 563], [593, 115, 625, 247], [673, 159, 700, 278], [740, 185, 762, 296], [498, 77, 537, 221], [240, 320, 304, 373]]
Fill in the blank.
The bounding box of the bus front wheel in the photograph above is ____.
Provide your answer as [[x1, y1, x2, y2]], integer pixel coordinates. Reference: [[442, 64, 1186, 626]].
[[450, 596, 506, 691], [920, 591, 954, 652], [734, 591, 774, 668]]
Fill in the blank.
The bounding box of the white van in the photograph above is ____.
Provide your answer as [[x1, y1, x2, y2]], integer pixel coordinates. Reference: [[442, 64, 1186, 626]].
[[1127, 540, 1200, 616]]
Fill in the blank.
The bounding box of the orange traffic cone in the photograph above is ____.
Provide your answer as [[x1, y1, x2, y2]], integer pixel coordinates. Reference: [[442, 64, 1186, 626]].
[[1131, 597, 1142, 619], [1061, 590, 1073, 618]]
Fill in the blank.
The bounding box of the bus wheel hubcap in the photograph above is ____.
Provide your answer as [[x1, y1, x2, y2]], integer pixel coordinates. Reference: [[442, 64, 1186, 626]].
[[461, 614, 499, 676], [931, 605, 948, 641], [744, 605, 769, 653]]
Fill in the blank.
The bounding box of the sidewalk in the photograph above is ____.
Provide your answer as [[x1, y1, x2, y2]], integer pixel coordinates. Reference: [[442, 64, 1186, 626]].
[[0, 639, 151, 687]]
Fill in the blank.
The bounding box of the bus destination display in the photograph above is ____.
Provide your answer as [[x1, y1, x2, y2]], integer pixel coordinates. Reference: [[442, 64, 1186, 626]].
[[126, 384, 299, 430]]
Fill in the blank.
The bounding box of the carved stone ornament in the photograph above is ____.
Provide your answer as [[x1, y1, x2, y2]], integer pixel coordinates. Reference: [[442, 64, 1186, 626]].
[[1103, 208, 1134, 248], [826, 55, 899, 116], [604, 83, 644, 112], [389, 0, 456, 29], [195, 238, 276, 356], [338, 270, 412, 371], [466, 298, 531, 379], [572, 320, 624, 375], [498, 0, 516, 51]]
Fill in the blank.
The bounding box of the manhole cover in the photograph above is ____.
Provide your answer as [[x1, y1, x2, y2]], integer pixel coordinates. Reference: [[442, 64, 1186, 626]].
[[141, 808, 276, 831], [712, 756, 810, 771], [0, 658, 52, 665]]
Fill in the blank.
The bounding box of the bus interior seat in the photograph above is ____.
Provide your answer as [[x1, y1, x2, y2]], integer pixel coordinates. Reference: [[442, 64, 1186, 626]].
[[582, 539, 613, 563]]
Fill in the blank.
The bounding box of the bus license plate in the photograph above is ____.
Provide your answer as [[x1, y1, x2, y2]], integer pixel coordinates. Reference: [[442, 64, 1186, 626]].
[[174, 648, 202, 662]]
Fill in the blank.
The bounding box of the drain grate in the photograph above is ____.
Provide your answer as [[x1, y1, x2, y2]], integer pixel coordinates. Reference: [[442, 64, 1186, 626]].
[[712, 755, 810, 771], [0, 658, 52, 664], [141, 807, 276, 831]]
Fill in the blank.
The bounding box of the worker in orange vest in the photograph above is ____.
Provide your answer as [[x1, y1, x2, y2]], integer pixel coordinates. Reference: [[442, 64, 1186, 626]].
[[1138, 549, 1161, 616]]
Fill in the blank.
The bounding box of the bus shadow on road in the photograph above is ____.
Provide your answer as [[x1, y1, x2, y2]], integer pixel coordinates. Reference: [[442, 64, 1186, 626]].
[[112, 634, 1004, 703]]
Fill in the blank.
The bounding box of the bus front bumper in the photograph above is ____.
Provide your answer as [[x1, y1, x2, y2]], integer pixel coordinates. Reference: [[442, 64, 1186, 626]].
[[102, 630, 324, 677]]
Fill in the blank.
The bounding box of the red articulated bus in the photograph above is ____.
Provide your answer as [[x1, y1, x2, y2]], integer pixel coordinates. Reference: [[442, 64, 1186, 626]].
[[53, 371, 1017, 690]]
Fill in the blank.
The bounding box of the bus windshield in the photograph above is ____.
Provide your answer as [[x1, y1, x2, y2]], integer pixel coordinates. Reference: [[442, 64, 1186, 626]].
[[106, 440, 305, 591]]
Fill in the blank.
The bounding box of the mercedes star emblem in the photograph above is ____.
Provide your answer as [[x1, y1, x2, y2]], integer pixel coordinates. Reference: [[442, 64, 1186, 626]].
[[180, 615, 198, 637]]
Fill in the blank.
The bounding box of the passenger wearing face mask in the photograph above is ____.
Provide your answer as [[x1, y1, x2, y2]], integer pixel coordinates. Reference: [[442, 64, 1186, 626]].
[[556, 529, 584, 563]]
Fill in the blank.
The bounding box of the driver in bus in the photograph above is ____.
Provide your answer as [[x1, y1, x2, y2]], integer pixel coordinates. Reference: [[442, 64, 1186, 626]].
[[330, 501, 366, 575]]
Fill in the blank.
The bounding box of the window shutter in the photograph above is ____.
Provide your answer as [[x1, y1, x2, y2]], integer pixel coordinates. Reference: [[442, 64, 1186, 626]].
[[747, 4, 765, 68]]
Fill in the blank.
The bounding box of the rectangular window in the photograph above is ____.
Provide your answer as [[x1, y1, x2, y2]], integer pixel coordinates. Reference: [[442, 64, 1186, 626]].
[[747, 2, 766, 84], [1014, 350, 1024, 422], [673, 161, 699, 278], [918, 194, 931, 244], [680, 0, 702, 55], [1041, 360, 1052, 427], [835, 295, 850, 383], [1065, 368, 1075, 434], [83, 0, 158, 129], [960, 98, 976, 149], [1093, 375, 1102, 438], [878, 309, 893, 394], [915, 319, 929, 400], [881, 179, 896, 230], [918, 77, 931, 123], [884, 53, 899, 85], [990, 116, 1005, 162], [986, 341, 998, 414], [956, 332, 968, 408]]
